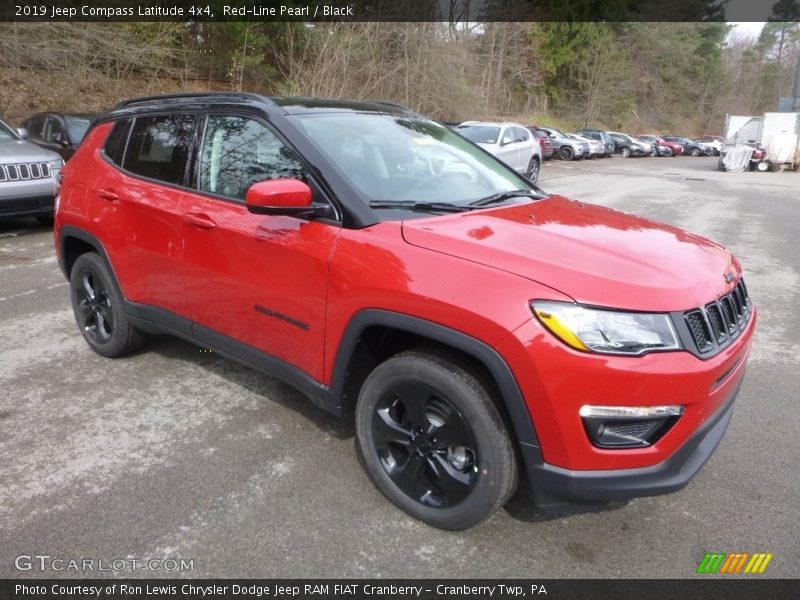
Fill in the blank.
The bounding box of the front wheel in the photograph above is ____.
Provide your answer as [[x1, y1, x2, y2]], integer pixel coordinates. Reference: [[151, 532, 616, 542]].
[[621, 147, 631, 158], [560, 146, 575, 161], [526, 156, 540, 183], [356, 350, 518, 530], [690, 147, 701, 157], [69, 253, 146, 358]]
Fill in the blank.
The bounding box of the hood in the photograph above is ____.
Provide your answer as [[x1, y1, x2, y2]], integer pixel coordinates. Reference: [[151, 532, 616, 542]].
[[401, 196, 739, 312], [0, 140, 61, 164]]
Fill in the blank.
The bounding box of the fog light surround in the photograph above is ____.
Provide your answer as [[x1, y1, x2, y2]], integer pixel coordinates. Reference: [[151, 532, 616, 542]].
[[580, 405, 684, 449]]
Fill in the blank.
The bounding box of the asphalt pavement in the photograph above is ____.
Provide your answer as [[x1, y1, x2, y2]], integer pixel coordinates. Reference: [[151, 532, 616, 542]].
[[1, 156, 798, 578]]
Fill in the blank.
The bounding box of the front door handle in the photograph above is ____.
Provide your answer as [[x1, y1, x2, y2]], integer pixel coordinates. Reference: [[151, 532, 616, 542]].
[[97, 188, 119, 201], [183, 212, 217, 230]]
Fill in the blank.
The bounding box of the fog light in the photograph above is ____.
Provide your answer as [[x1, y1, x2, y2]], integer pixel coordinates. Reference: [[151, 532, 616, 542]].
[[580, 405, 683, 449]]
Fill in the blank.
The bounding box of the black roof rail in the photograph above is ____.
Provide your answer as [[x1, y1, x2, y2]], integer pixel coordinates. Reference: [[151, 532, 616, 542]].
[[113, 91, 273, 109]]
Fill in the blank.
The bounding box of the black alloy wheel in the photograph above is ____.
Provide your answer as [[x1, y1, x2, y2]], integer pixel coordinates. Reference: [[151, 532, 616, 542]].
[[356, 350, 517, 530], [69, 253, 146, 357], [371, 381, 479, 508], [74, 267, 114, 345], [560, 146, 575, 160]]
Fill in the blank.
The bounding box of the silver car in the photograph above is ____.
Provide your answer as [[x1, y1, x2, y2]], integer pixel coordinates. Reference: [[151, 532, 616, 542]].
[[0, 117, 63, 223]]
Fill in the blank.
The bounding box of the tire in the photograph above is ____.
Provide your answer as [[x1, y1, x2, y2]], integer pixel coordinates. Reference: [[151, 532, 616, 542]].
[[559, 146, 575, 161], [621, 147, 631, 158], [756, 160, 771, 172], [690, 147, 701, 157], [356, 350, 518, 530], [526, 156, 540, 184], [69, 253, 146, 358], [36, 215, 54, 227]]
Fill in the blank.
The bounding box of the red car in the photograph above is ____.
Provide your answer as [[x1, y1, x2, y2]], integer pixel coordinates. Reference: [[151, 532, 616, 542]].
[[529, 127, 554, 160], [54, 94, 755, 529], [639, 135, 684, 155]]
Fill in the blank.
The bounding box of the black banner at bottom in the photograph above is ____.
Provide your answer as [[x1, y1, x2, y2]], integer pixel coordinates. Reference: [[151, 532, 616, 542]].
[[3, 579, 800, 600]]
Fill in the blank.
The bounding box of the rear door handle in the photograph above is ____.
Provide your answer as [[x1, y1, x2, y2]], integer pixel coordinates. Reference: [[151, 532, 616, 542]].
[[97, 188, 119, 201], [183, 212, 217, 230]]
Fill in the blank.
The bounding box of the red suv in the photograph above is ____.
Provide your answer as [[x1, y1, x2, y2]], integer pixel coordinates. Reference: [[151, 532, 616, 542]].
[[55, 94, 755, 530]]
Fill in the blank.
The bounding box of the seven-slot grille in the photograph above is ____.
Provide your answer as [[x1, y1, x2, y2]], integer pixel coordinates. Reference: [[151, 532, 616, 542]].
[[684, 279, 751, 354], [0, 162, 51, 182]]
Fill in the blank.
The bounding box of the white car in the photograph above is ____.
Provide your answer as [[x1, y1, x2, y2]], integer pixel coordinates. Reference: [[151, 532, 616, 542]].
[[455, 121, 542, 183], [568, 133, 604, 158]]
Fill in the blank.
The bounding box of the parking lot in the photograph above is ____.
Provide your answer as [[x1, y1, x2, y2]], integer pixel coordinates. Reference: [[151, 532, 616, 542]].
[[1, 156, 798, 578]]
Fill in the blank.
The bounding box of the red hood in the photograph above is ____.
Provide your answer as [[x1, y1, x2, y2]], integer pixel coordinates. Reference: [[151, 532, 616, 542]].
[[401, 196, 739, 312]]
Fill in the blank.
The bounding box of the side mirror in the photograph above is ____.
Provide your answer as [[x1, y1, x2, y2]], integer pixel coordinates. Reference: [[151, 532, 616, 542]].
[[16, 128, 28, 139], [245, 178, 318, 216]]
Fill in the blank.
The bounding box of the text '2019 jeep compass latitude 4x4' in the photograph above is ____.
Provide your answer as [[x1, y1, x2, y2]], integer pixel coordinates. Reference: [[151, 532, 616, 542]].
[[55, 94, 755, 530]]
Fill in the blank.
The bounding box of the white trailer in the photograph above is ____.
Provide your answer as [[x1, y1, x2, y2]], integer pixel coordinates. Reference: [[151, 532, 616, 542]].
[[761, 112, 800, 169]]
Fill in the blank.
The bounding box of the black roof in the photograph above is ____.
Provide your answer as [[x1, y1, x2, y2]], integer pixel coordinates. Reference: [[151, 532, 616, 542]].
[[98, 92, 414, 123]]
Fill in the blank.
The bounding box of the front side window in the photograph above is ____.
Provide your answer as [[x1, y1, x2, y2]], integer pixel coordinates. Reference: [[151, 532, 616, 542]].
[[198, 115, 306, 201], [65, 117, 91, 144], [43, 118, 65, 144], [124, 115, 196, 185]]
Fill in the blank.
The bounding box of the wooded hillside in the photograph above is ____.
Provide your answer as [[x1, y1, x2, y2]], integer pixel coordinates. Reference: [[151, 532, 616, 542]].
[[1, 21, 798, 134]]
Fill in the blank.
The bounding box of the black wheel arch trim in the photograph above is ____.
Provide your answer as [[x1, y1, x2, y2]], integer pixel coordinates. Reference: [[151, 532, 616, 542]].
[[330, 309, 544, 455]]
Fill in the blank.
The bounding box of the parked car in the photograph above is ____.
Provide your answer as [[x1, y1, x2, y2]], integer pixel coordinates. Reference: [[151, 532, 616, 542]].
[[662, 136, 712, 157], [55, 93, 755, 530], [528, 127, 554, 160], [607, 132, 650, 157], [535, 126, 588, 160], [455, 121, 542, 182], [574, 129, 615, 156], [698, 135, 723, 155], [639, 135, 684, 156], [568, 133, 604, 158], [20, 112, 94, 161], [636, 135, 672, 157], [0, 116, 64, 224]]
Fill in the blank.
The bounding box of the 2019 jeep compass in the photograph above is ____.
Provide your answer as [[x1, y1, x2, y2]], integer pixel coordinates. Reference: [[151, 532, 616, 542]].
[[54, 93, 755, 529]]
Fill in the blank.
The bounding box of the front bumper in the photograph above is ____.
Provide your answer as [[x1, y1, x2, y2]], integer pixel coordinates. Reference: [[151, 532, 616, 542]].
[[525, 377, 740, 511], [0, 177, 57, 218]]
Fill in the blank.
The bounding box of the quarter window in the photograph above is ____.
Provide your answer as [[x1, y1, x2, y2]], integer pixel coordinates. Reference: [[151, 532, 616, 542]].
[[124, 115, 196, 185], [198, 115, 306, 201], [103, 119, 132, 167]]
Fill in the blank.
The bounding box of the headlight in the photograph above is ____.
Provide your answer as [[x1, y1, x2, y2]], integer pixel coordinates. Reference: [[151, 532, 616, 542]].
[[531, 301, 681, 356], [48, 158, 64, 173]]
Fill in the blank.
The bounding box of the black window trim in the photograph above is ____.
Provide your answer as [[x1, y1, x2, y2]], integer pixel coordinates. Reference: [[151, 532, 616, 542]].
[[97, 110, 342, 226], [189, 112, 342, 224], [98, 113, 200, 194]]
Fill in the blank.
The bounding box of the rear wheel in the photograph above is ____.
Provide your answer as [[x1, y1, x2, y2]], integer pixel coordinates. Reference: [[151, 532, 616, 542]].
[[560, 146, 575, 161], [69, 253, 146, 358], [690, 147, 701, 157], [756, 160, 771, 172], [356, 350, 518, 530]]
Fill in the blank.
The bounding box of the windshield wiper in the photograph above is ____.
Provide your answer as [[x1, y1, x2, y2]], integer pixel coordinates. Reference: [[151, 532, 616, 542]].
[[368, 200, 472, 213], [469, 189, 539, 207]]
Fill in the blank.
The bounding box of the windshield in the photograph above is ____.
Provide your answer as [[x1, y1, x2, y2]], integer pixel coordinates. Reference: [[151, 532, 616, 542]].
[[295, 113, 537, 210], [454, 125, 500, 144], [65, 117, 91, 143], [0, 119, 19, 141]]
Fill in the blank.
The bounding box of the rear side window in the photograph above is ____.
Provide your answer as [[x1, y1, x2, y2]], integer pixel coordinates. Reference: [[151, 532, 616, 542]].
[[124, 115, 196, 185], [103, 119, 132, 166], [198, 115, 306, 201]]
